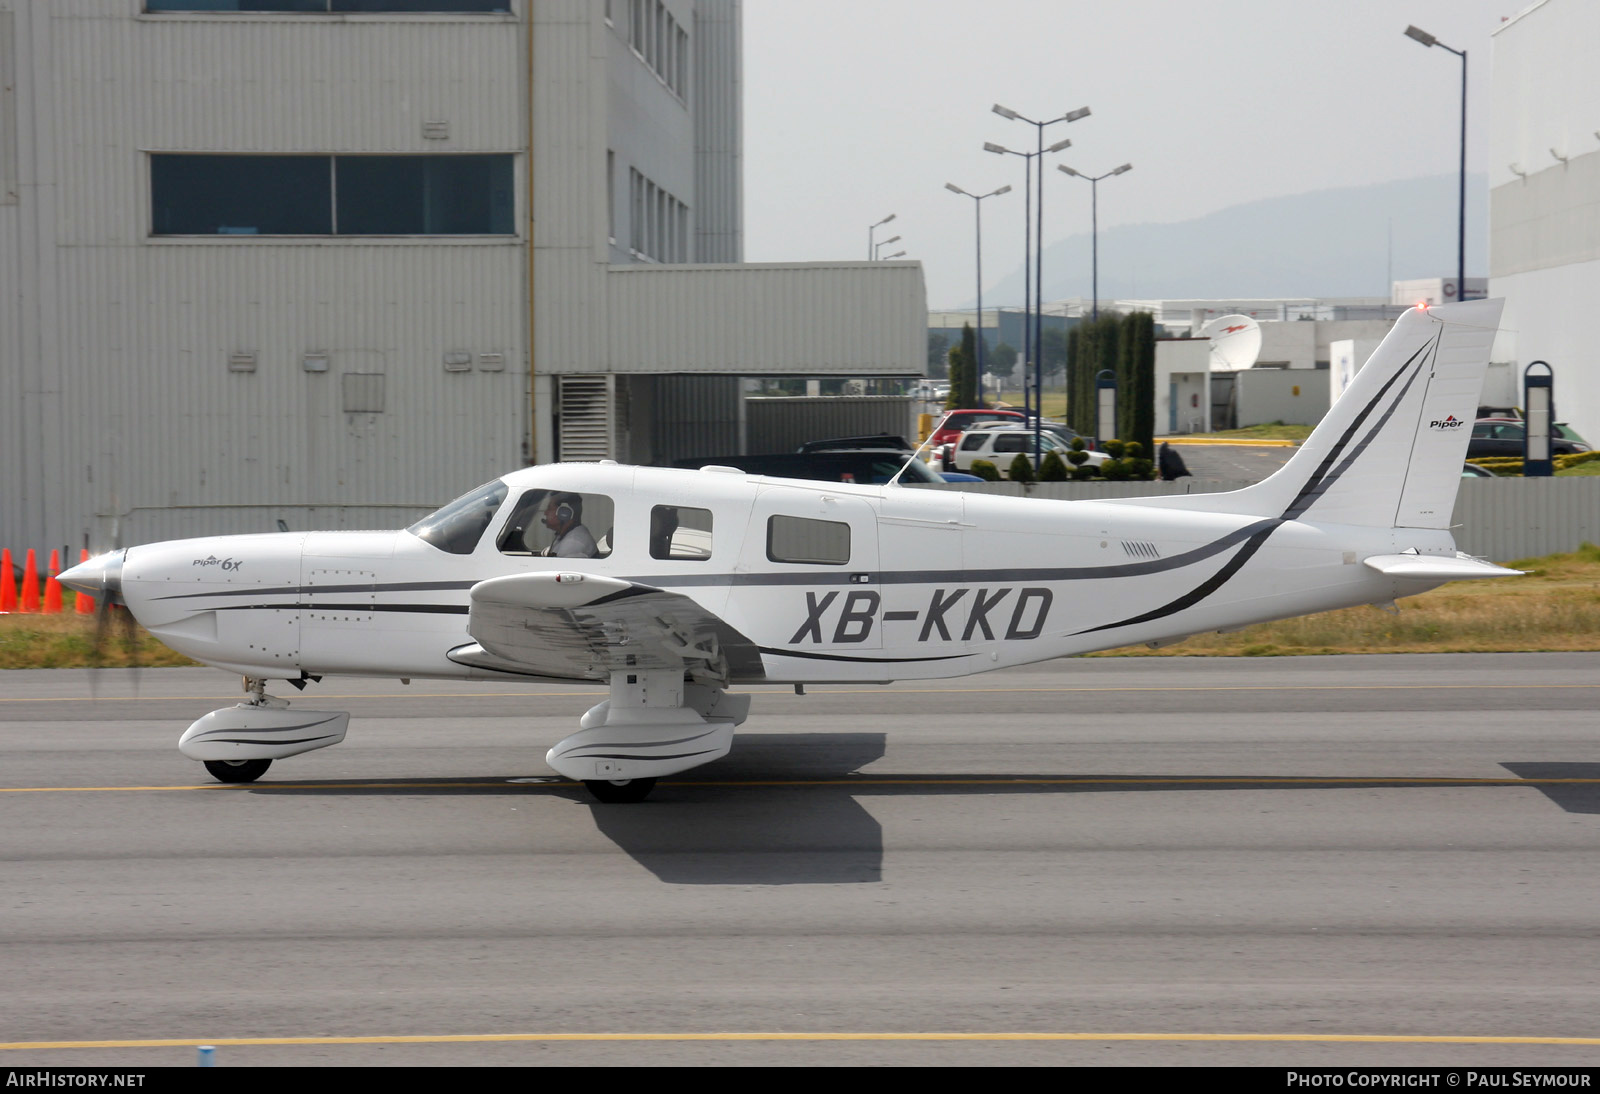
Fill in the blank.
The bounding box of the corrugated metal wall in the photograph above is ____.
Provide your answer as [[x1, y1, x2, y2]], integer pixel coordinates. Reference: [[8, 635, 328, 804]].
[[746, 396, 918, 453], [692, 0, 740, 263], [650, 375, 741, 461], [606, 261, 926, 374]]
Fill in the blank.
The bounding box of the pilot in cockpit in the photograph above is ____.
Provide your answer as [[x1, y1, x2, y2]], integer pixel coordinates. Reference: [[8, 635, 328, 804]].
[[541, 492, 599, 558]]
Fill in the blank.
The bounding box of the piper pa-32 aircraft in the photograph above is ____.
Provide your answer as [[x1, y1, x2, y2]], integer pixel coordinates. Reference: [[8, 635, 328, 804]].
[[60, 299, 1515, 802]]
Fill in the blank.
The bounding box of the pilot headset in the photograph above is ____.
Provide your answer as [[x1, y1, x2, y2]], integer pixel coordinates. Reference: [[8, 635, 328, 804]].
[[554, 496, 577, 525]]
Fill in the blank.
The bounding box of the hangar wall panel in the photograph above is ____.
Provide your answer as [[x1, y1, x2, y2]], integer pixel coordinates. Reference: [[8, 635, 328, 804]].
[[606, 261, 925, 374], [49, 243, 527, 546], [745, 397, 918, 454]]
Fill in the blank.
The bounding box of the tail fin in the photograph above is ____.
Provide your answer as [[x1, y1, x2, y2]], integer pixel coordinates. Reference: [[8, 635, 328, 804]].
[[1167, 298, 1503, 528]]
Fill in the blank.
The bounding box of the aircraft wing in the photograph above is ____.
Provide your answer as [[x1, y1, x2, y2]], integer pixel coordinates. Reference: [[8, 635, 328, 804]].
[[455, 572, 764, 684]]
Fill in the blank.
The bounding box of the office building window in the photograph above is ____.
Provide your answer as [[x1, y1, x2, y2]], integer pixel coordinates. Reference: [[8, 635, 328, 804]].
[[152, 154, 514, 236], [146, 3, 512, 13], [626, 0, 686, 97], [627, 166, 687, 262]]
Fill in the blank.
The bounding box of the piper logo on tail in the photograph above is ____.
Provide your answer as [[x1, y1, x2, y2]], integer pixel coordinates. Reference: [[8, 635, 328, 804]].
[[1429, 414, 1466, 431]]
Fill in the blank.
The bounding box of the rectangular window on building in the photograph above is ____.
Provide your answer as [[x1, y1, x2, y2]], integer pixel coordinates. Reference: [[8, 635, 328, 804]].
[[152, 154, 512, 236], [152, 155, 332, 235], [336, 155, 512, 234], [146, 3, 512, 13]]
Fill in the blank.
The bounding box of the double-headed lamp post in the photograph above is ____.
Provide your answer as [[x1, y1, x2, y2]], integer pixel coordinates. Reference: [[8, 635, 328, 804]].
[[873, 235, 902, 260], [990, 103, 1090, 466], [1404, 24, 1467, 297], [867, 213, 896, 261], [983, 135, 1074, 429], [1058, 163, 1132, 320], [945, 182, 1012, 403]]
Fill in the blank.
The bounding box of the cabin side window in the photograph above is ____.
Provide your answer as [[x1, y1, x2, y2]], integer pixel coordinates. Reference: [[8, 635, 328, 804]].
[[766, 515, 850, 565], [497, 490, 615, 559], [650, 505, 713, 561]]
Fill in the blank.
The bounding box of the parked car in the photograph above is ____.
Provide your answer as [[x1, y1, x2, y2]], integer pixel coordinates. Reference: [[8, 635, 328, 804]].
[[675, 443, 964, 485], [1466, 419, 1590, 459], [941, 428, 1107, 478], [969, 419, 1092, 450], [928, 408, 1026, 449], [796, 436, 983, 482], [1461, 463, 1495, 478]]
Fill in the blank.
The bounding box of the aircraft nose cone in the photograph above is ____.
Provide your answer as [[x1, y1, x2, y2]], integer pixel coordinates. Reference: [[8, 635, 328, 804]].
[[56, 550, 125, 601]]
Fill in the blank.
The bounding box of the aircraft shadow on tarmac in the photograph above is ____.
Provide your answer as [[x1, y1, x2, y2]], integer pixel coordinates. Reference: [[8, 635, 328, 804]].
[[230, 738, 1600, 886]]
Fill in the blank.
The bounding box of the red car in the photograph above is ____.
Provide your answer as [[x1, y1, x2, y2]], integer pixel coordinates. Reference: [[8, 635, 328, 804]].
[[928, 408, 1025, 449]]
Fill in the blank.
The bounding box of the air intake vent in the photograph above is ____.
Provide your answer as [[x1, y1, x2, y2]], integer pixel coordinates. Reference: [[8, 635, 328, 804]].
[[557, 375, 615, 462], [1122, 540, 1159, 559]]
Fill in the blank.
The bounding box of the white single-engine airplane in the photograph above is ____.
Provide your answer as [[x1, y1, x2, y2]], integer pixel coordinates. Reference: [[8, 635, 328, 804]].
[[61, 299, 1515, 802]]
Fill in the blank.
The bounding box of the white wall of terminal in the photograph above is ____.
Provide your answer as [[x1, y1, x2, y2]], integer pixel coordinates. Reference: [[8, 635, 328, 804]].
[[1489, 0, 1600, 442], [0, 1, 924, 552]]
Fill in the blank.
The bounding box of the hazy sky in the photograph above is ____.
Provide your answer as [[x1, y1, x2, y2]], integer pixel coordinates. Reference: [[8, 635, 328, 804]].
[[743, 0, 1524, 307]]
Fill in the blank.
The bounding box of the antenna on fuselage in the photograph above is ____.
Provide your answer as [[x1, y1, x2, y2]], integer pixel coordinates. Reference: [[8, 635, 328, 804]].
[[889, 431, 943, 487]]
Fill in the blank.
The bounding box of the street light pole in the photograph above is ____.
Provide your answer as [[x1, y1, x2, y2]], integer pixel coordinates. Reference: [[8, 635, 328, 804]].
[[1058, 163, 1132, 320], [992, 104, 1089, 466], [873, 235, 901, 260], [867, 213, 896, 261], [1404, 25, 1467, 296], [946, 183, 1012, 405]]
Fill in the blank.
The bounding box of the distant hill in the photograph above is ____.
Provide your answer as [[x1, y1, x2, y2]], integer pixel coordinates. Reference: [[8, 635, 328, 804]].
[[978, 172, 1487, 306]]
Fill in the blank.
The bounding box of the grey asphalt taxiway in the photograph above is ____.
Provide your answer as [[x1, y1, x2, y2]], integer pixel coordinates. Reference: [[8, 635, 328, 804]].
[[4, 654, 1600, 1067]]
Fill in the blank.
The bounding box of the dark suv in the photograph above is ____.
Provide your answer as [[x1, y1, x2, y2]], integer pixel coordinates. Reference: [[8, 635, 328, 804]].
[[1466, 419, 1590, 459]]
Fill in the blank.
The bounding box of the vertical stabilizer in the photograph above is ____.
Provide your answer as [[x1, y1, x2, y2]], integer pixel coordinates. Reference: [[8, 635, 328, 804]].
[[1157, 299, 1503, 528]]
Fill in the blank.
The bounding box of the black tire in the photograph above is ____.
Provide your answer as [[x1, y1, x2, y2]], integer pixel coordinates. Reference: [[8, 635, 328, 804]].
[[583, 777, 657, 804], [204, 758, 272, 783]]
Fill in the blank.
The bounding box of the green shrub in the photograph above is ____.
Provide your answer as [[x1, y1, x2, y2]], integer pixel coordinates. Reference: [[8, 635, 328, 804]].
[[1071, 464, 1098, 480], [1008, 453, 1036, 482], [1099, 457, 1130, 481], [1039, 451, 1069, 480], [970, 459, 1001, 482], [1103, 438, 1126, 459]]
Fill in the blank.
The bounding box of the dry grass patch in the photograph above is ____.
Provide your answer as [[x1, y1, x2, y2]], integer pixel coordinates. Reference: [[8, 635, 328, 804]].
[[0, 611, 197, 669], [1091, 543, 1600, 656]]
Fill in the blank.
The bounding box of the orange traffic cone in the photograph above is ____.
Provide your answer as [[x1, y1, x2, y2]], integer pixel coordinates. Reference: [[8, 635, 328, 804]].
[[75, 549, 95, 614], [0, 549, 14, 613], [19, 549, 40, 612], [43, 550, 62, 614]]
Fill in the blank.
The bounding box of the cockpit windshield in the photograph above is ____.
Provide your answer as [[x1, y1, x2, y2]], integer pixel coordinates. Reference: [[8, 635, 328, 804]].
[[406, 480, 508, 555]]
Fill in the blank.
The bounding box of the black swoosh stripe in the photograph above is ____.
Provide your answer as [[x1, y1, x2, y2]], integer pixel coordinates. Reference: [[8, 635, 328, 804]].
[[207, 602, 469, 615], [1282, 335, 1436, 519], [1073, 524, 1281, 635], [154, 580, 476, 602], [758, 646, 973, 663], [200, 735, 341, 746]]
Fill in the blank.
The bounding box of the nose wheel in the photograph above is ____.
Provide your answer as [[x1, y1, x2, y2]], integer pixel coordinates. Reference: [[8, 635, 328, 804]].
[[204, 758, 272, 783], [583, 777, 657, 804]]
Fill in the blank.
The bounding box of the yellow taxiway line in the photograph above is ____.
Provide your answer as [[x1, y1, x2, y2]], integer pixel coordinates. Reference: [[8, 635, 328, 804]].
[[6, 682, 1600, 704], [4, 775, 1600, 795], [6, 1031, 1600, 1050]]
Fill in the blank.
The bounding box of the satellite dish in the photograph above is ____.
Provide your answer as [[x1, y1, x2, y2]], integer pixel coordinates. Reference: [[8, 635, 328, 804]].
[[1199, 314, 1262, 372]]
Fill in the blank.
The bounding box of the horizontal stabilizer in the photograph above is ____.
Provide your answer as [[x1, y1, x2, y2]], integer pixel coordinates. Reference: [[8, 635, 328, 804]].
[[1362, 552, 1522, 581]]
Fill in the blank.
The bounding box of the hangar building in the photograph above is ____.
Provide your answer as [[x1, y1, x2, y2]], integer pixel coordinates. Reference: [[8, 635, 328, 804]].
[[0, 0, 924, 551], [1488, 0, 1600, 441]]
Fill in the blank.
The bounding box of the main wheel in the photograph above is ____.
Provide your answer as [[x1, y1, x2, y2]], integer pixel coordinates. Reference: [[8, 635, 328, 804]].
[[204, 758, 272, 783], [583, 777, 657, 804]]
